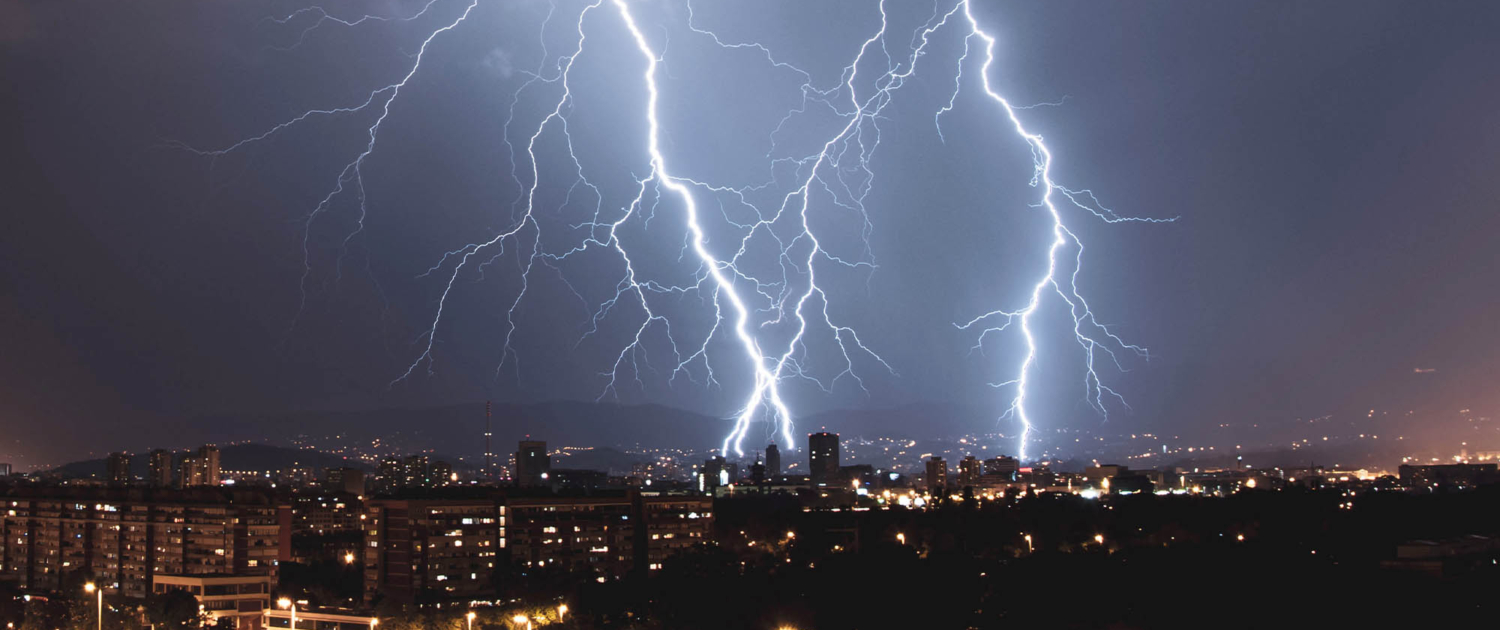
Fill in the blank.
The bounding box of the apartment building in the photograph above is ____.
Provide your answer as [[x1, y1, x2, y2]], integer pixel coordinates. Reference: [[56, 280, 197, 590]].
[[0, 488, 289, 598], [361, 491, 713, 604]]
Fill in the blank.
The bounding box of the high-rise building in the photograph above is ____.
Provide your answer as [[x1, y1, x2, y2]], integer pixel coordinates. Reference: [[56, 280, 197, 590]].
[[514, 440, 550, 488], [107, 452, 133, 484], [325, 467, 365, 495], [179, 455, 202, 488], [484, 401, 494, 480], [176, 445, 222, 488], [808, 432, 840, 487], [431, 461, 454, 486], [958, 456, 982, 488], [198, 445, 221, 486], [402, 455, 431, 488], [149, 449, 174, 487], [702, 456, 728, 492], [376, 457, 403, 494], [925, 456, 948, 494], [0, 464, 10, 477], [765, 444, 781, 478]]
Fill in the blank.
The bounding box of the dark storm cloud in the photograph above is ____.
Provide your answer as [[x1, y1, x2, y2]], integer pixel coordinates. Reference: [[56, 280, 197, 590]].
[[3, 0, 1498, 466]]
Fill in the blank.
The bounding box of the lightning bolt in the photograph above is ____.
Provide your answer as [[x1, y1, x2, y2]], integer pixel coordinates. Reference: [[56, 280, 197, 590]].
[[168, 0, 1169, 464], [948, 1, 1175, 461]]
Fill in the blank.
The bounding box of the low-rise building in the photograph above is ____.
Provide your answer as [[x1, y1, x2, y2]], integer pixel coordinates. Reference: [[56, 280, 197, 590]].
[[153, 574, 271, 629]]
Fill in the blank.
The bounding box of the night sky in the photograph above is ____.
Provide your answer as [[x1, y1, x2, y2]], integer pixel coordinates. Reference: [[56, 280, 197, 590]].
[[3, 0, 1498, 467]]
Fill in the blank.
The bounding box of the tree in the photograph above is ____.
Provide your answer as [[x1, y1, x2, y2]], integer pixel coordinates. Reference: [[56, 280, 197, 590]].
[[145, 590, 202, 630]]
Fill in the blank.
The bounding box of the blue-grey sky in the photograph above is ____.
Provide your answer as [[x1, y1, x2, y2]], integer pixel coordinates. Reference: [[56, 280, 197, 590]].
[[3, 0, 1498, 466]]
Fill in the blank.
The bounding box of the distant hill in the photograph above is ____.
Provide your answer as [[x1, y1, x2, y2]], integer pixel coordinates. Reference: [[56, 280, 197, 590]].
[[52, 400, 988, 473], [50, 443, 370, 480]]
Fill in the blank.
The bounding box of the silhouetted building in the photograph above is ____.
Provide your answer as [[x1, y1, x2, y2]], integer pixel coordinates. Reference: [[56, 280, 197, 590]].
[[983, 456, 1019, 480], [839, 464, 875, 489], [107, 452, 132, 485], [808, 432, 840, 487], [702, 456, 729, 492], [514, 440, 550, 488], [925, 456, 948, 494], [1399, 463, 1499, 487], [1085, 464, 1129, 484], [750, 457, 766, 485], [148, 449, 174, 487], [958, 456, 982, 488], [765, 444, 781, 477], [325, 467, 365, 495]]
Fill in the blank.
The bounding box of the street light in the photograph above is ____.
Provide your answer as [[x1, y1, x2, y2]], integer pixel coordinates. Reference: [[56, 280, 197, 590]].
[[84, 583, 101, 630], [510, 615, 530, 630], [466, 611, 476, 630], [1094, 534, 1105, 545], [1024, 534, 1033, 553], [896, 532, 905, 545], [556, 605, 567, 623], [344, 552, 356, 565], [278, 598, 296, 630]]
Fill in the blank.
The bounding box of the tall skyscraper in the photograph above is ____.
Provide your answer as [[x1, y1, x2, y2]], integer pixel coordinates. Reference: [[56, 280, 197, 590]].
[[765, 444, 781, 478], [514, 440, 550, 488], [148, 449, 173, 487], [106, 452, 132, 484], [808, 432, 839, 487], [925, 456, 949, 494]]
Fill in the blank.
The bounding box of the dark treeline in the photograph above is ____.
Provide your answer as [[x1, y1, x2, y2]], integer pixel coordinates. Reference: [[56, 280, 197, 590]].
[[552, 486, 1500, 628]]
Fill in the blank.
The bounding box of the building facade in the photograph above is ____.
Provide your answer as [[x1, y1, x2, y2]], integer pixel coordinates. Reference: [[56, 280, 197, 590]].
[[0, 489, 288, 599], [361, 492, 712, 604]]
